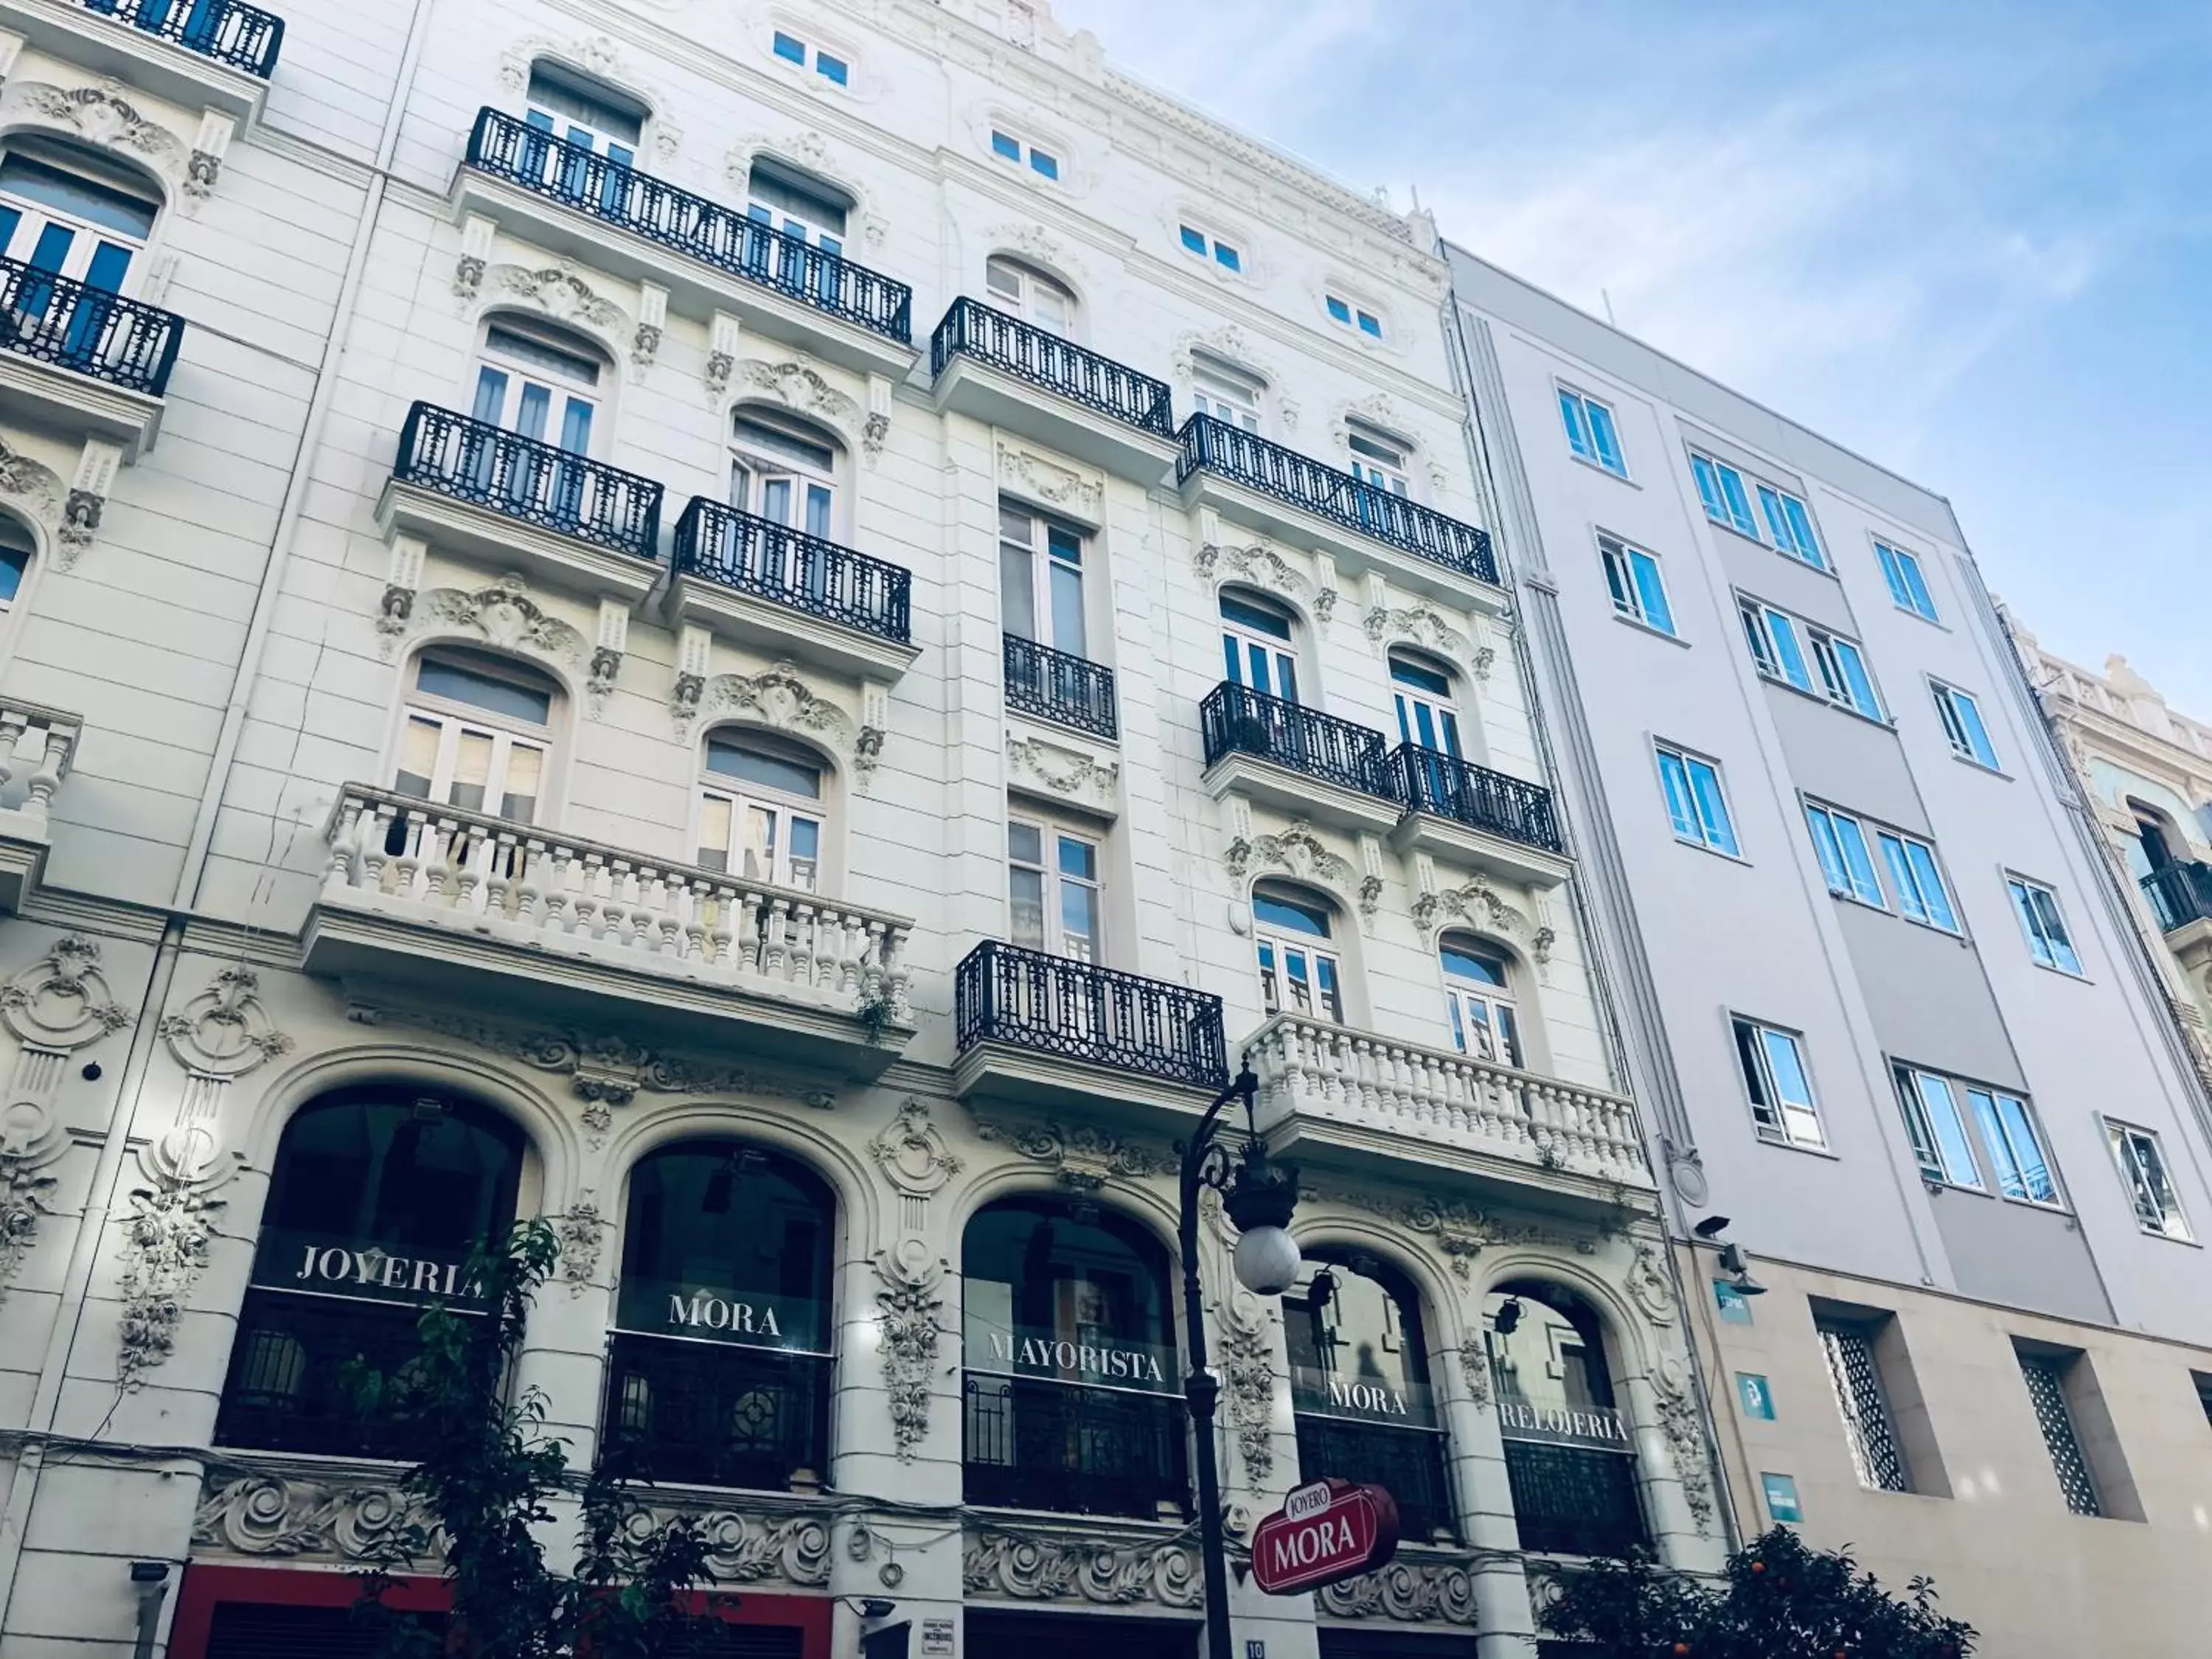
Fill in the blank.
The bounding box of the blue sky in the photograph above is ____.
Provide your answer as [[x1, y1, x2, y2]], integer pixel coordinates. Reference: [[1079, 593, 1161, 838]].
[[1053, 0, 2212, 709]]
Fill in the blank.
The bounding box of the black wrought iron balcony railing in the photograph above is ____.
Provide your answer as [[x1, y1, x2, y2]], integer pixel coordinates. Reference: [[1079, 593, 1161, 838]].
[[82, 0, 285, 77], [601, 1333, 831, 1492], [1201, 681, 1396, 801], [1394, 744, 1567, 855], [1503, 1441, 1648, 1559], [672, 497, 911, 645], [215, 1289, 454, 1461], [1003, 632, 1117, 740], [955, 939, 1229, 1091], [2143, 862, 2212, 933], [964, 1373, 1189, 1519], [466, 108, 912, 345], [1176, 414, 1498, 584], [394, 402, 664, 560], [930, 297, 1174, 438], [1295, 1416, 1457, 1544], [0, 257, 183, 396]]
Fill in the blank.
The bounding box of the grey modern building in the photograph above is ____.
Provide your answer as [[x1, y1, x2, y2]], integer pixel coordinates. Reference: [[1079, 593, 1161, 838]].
[[1444, 242, 2212, 1653]]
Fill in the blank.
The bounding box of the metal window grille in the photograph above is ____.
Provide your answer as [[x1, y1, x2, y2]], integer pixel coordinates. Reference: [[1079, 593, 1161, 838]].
[[2017, 1352, 2101, 1516], [1816, 1321, 1908, 1492]]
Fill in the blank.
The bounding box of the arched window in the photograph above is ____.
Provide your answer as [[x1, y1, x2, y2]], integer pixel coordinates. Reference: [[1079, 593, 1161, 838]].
[[985, 256, 1075, 335], [962, 1197, 1185, 1517], [1220, 591, 1298, 703], [1389, 651, 1462, 758], [697, 729, 824, 890], [602, 1141, 835, 1491], [394, 647, 558, 826], [729, 406, 841, 538], [746, 156, 850, 252], [1485, 1280, 1648, 1558], [0, 136, 160, 292], [1190, 351, 1264, 433], [1254, 880, 1344, 1025], [1441, 936, 1521, 1067], [1286, 1252, 1455, 1541], [526, 60, 645, 161], [215, 1085, 525, 1458], [0, 515, 32, 613], [472, 316, 607, 456]]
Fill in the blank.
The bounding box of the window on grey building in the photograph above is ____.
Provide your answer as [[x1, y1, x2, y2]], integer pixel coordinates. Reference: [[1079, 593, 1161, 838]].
[[1655, 741, 1739, 855], [1731, 1015, 1824, 1149], [2104, 1118, 2190, 1239], [1601, 533, 1674, 635], [2007, 874, 2083, 974], [2014, 1347, 2102, 1517], [2194, 1371, 2212, 1434], [1895, 1065, 2062, 1206], [1816, 1317, 1910, 1492], [1739, 598, 1883, 719]]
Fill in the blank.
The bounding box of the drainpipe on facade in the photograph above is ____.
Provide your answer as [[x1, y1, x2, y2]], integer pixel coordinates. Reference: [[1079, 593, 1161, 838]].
[[1433, 275, 1744, 1563], [169, 0, 440, 915]]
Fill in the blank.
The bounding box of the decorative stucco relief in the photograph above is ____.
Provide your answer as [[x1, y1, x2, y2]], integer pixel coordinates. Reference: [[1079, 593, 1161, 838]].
[[499, 36, 681, 159], [873, 1245, 945, 1463], [1651, 1352, 1717, 1534], [3, 79, 187, 187], [1317, 1556, 1480, 1624], [485, 262, 631, 351], [968, 1113, 1172, 1191], [1006, 734, 1119, 811], [625, 1508, 832, 1585], [1363, 602, 1468, 661], [413, 576, 589, 672], [997, 444, 1103, 517], [869, 1098, 962, 1200], [964, 1527, 1202, 1609], [194, 1470, 434, 1562], [700, 664, 855, 755]]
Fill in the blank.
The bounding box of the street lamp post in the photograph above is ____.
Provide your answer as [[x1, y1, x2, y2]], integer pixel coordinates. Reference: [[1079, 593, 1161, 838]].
[[1179, 1062, 1301, 1659]]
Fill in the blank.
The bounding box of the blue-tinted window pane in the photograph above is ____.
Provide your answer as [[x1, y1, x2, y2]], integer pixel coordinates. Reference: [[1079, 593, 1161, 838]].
[[1587, 401, 1624, 473], [1914, 1074, 1982, 1187], [1879, 835, 1923, 921], [1442, 944, 1509, 986], [991, 131, 1021, 160], [1329, 296, 1353, 324], [2035, 888, 2081, 974], [1953, 692, 1998, 768], [1357, 311, 1382, 338], [1214, 243, 1242, 271], [1688, 759, 1738, 855], [1561, 392, 1593, 459], [1806, 807, 1848, 894], [1219, 593, 1294, 640], [1767, 613, 1814, 692], [1833, 639, 1881, 718], [1254, 892, 1332, 938], [772, 31, 807, 63], [1906, 842, 1956, 931], [2010, 881, 2052, 967], [1784, 496, 1822, 566], [1390, 656, 1453, 696], [816, 52, 849, 84], [1877, 543, 1910, 605], [1997, 1094, 2058, 1202], [706, 738, 822, 799], [1836, 817, 1883, 906], [82, 240, 131, 293], [1760, 1029, 1814, 1115], [0, 547, 26, 605], [1658, 751, 1698, 842], [1180, 225, 1208, 254], [1630, 551, 1674, 634], [1969, 1089, 2025, 1198], [417, 657, 552, 724], [1030, 150, 1059, 179], [0, 156, 156, 239], [1717, 466, 1756, 535], [1759, 485, 1791, 548], [1691, 454, 1725, 522], [1896, 550, 1937, 619]]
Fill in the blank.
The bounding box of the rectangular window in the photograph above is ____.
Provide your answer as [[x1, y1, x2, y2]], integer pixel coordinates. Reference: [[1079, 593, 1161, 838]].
[[1326, 296, 1351, 324], [1179, 224, 1207, 255], [1178, 223, 1243, 271], [998, 503, 1087, 658], [1357, 308, 1382, 338], [1559, 386, 1626, 477], [1600, 534, 1674, 635], [1214, 241, 1242, 271], [990, 130, 1021, 160], [1968, 1085, 2060, 1205], [1932, 681, 2000, 769], [2105, 1119, 2190, 1239], [1875, 830, 1959, 931], [1816, 1319, 1910, 1492], [1655, 742, 1739, 856], [1896, 1067, 1983, 1189], [772, 30, 807, 63], [1740, 599, 1881, 717], [815, 51, 849, 84], [2017, 1350, 2101, 1517], [1691, 451, 1758, 538], [1758, 483, 1826, 568], [2008, 876, 2083, 974], [1029, 149, 1059, 179], [1733, 1016, 1824, 1148], [1804, 803, 1885, 906], [1008, 818, 1102, 962], [1876, 540, 1939, 621]]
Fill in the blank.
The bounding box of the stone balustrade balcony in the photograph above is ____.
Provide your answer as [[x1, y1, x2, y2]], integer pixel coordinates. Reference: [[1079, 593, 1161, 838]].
[[1245, 1012, 1652, 1191], [0, 699, 80, 912], [308, 785, 914, 1073]]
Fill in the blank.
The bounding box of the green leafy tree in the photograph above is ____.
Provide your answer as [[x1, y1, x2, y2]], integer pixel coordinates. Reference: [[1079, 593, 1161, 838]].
[[350, 1220, 754, 1659], [1540, 1527, 1975, 1659]]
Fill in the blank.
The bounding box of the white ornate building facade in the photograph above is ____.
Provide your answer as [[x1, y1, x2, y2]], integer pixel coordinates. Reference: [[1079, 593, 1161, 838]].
[[0, 4, 1724, 1659]]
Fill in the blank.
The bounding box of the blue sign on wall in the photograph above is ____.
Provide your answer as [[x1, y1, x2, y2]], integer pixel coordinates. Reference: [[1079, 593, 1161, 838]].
[[1761, 1472, 1804, 1523], [1736, 1372, 1776, 1419]]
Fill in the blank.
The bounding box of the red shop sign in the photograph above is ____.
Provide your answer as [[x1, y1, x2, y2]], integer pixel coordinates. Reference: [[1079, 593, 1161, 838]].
[[1250, 1478, 1399, 1596]]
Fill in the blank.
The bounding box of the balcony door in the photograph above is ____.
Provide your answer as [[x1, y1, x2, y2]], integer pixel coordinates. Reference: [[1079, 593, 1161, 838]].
[[1008, 816, 1100, 962], [1220, 591, 1298, 703], [1441, 936, 1522, 1067], [393, 650, 555, 827], [1486, 1281, 1649, 1559], [0, 139, 159, 369], [1001, 503, 1088, 658], [1389, 653, 1461, 757], [697, 731, 824, 891], [1192, 357, 1265, 434], [962, 1197, 1186, 1519], [602, 1141, 835, 1492], [1254, 883, 1346, 1025], [730, 410, 838, 538], [522, 60, 641, 212], [986, 256, 1076, 336], [470, 320, 605, 527], [215, 1085, 524, 1460]]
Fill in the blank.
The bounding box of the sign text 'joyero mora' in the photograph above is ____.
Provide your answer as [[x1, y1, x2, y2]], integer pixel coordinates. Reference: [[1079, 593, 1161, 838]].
[[1249, 1478, 1400, 1597]]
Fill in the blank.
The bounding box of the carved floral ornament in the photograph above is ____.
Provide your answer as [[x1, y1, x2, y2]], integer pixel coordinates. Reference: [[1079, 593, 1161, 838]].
[[872, 1241, 946, 1463], [0, 439, 63, 546], [406, 575, 588, 671], [1411, 874, 1553, 964], [1005, 734, 1119, 807], [1651, 1351, 1717, 1534], [1, 78, 188, 188], [731, 358, 863, 447], [1, 933, 131, 1062], [194, 1470, 436, 1562], [159, 964, 293, 1082], [964, 1526, 1200, 1610], [968, 1112, 1172, 1192], [1318, 1558, 1480, 1626], [483, 262, 631, 354], [1225, 820, 1357, 900], [1364, 602, 1469, 661], [869, 1098, 962, 1199], [997, 444, 1103, 518]]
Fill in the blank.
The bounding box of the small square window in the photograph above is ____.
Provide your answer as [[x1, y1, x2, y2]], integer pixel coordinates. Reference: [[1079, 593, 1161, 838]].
[[2008, 875, 2083, 975], [815, 52, 849, 85], [1357, 310, 1382, 338], [1029, 149, 1059, 180], [1877, 540, 1939, 621], [1932, 681, 2001, 770], [1733, 1015, 1825, 1149], [1180, 225, 1208, 256], [991, 130, 1021, 161], [1326, 296, 1352, 324], [1600, 534, 1674, 636], [1655, 742, 1739, 856], [773, 31, 807, 63], [1214, 242, 1242, 272], [2106, 1119, 2191, 1239]]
